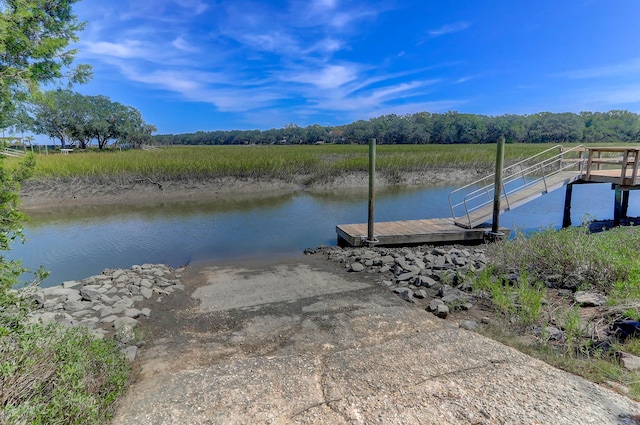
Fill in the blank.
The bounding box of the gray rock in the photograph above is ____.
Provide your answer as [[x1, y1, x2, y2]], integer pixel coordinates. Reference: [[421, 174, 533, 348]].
[[575, 291, 606, 307], [140, 308, 151, 317], [113, 298, 135, 310], [378, 265, 391, 274], [155, 278, 172, 287], [439, 285, 471, 305], [43, 300, 63, 310], [124, 308, 141, 319], [62, 280, 81, 289], [27, 312, 59, 325], [64, 300, 90, 313], [80, 286, 102, 302], [42, 287, 76, 298], [128, 285, 141, 295], [435, 304, 449, 318], [459, 320, 479, 331], [114, 316, 139, 330], [415, 275, 437, 288], [432, 248, 447, 256], [350, 263, 365, 272], [452, 256, 468, 267], [562, 273, 585, 290], [534, 326, 564, 341], [414, 289, 428, 299], [620, 352, 640, 370], [392, 287, 415, 302], [396, 271, 417, 282], [101, 315, 119, 323], [123, 346, 138, 362], [428, 298, 445, 311], [100, 306, 115, 317], [70, 309, 92, 318], [413, 258, 426, 270], [30, 291, 46, 305], [140, 288, 153, 299], [139, 279, 153, 288], [63, 289, 82, 302]]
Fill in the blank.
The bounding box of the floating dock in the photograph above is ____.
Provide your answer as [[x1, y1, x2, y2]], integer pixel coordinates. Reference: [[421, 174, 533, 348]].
[[337, 218, 509, 247], [337, 145, 640, 247]]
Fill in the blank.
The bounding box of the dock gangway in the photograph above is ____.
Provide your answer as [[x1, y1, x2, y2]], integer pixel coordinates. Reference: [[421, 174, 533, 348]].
[[449, 145, 586, 229]]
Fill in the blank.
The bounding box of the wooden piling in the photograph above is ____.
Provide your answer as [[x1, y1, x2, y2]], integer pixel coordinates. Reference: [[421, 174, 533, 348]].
[[562, 183, 573, 228], [367, 138, 377, 244], [614, 186, 622, 226], [491, 136, 506, 237]]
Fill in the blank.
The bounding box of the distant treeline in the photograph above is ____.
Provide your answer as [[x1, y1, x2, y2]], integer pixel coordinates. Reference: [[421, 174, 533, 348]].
[[153, 110, 640, 146]]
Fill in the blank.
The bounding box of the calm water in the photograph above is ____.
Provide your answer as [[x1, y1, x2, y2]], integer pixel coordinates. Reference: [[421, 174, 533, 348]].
[[13, 183, 639, 287]]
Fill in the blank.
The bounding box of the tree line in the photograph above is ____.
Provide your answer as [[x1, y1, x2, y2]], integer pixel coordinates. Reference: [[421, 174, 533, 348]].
[[153, 110, 640, 146]]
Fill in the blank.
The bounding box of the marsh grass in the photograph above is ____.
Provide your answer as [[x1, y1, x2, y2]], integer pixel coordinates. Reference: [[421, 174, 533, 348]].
[[11, 143, 574, 182], [479, 225, 640, 399], [0, 322, 130, 424]]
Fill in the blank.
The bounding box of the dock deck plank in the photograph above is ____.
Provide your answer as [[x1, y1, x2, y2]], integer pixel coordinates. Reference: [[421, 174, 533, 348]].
[[336, 218, 509, 247]]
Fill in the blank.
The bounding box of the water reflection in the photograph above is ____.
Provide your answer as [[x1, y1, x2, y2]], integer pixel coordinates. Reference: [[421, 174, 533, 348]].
[[13, 183, 639, 287]]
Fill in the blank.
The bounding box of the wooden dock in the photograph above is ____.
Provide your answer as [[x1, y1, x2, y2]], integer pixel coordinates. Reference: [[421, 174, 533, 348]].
[[337, 218, 510, 247], [336, 145, 640, 247]]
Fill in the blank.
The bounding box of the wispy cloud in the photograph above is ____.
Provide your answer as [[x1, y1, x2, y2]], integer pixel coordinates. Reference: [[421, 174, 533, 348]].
[[171, 37, 199, 53], [283, 64, 359, 89], [428, 22, 471, 38], [75, 0, 469, 128]]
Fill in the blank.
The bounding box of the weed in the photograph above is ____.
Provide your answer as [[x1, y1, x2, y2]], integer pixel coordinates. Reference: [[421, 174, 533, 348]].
[[0, 323, 130, 425]]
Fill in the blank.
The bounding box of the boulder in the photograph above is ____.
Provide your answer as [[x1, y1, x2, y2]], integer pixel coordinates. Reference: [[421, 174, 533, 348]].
[[620, 352, 640, 370], [350, 263, 365, 272], [574, 291, 606, 307], [415, 275, 437, 288], [392, 287, 415, 303]]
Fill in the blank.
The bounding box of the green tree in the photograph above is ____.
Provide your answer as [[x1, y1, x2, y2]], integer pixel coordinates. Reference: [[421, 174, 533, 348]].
[[29, 89, 88, 148], [0, 0, 92, 116], [116, 106, 157, 149]]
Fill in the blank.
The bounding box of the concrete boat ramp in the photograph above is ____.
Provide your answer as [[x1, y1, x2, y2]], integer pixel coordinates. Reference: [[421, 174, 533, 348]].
[[111, 255, 639, 424]]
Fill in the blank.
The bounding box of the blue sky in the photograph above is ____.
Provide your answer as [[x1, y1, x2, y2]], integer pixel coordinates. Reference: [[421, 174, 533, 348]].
[[70, 0, 640, 134]]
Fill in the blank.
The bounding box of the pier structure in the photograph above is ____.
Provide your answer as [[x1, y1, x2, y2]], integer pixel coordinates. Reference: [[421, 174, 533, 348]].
[[336, 145, 640, 247]]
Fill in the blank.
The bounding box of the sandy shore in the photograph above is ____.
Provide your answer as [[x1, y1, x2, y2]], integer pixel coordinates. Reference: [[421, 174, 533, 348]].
[[19, 168, 485, 210]]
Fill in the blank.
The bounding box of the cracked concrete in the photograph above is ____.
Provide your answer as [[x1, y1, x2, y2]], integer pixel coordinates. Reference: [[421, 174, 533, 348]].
[[112, 255, 640, 424]]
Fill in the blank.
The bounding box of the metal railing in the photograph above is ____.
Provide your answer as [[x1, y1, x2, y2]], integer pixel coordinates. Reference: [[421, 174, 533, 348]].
[[448, 144, 587, 228]]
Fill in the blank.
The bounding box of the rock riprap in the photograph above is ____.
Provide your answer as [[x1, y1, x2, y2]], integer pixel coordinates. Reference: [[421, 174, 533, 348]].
[[312, 245, 487, 319], [22, 263, 185, 361]]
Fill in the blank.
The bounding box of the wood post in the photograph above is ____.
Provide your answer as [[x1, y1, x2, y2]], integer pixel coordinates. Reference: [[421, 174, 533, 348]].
[[562, 183, 573, 228], [491, 136, 506, 236], [622, 190, 630, 219], [367, 138, 376, 244], [614, 185, 622, 226]]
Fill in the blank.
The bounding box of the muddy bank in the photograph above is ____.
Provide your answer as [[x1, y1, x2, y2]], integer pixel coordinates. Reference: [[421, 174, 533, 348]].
[[20, 168, 485, 209]]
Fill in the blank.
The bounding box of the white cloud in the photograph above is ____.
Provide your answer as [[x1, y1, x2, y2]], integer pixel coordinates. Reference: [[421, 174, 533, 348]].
[[284, 65, 359, 89], [83, 40, 147, 59], [241, 32, 300, 55], [428, 22, 471, 37], [172, 37, 199, 53]]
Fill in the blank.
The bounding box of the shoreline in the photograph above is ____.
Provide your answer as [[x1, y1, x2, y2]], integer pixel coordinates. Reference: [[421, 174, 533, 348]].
[[19, 168, 485, 210]]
